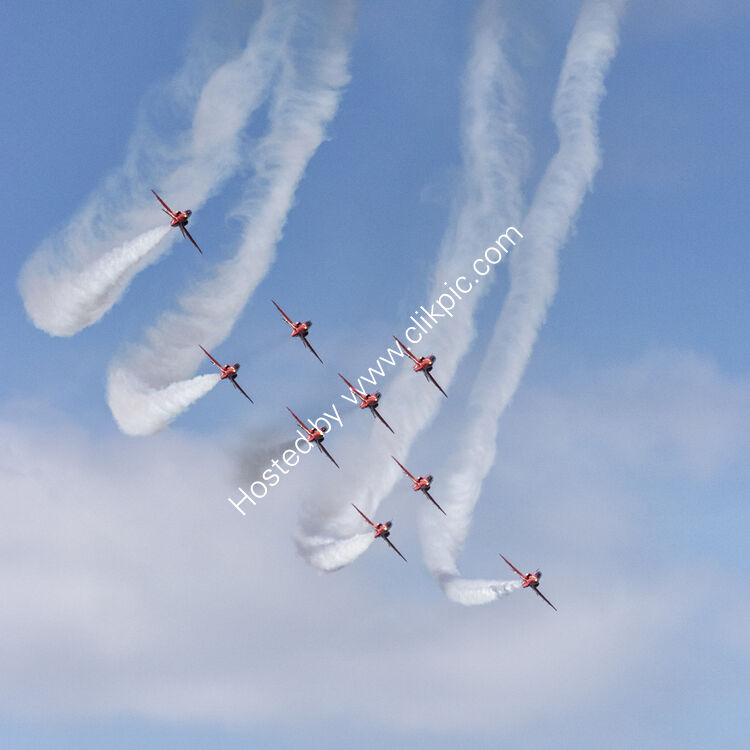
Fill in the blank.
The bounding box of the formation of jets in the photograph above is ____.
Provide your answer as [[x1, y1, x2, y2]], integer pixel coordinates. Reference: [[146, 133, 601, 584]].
[[153, 195, 556, 611]]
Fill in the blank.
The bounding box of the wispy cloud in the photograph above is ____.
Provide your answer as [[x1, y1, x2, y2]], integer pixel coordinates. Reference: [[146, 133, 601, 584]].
[[0, 387, 708, 734]]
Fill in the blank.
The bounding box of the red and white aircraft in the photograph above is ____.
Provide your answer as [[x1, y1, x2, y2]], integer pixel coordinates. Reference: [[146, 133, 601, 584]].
[[272, 300, 323, 364], [499, 554, 557, 611], [393, 336, 447, 398], [338, 374, 394, 434], [352, 504, 407, 562], [287, 407, 339, 468], [391, 456, 445, 515], [151, 190, 202, 254], [199, 346, 253, 402]]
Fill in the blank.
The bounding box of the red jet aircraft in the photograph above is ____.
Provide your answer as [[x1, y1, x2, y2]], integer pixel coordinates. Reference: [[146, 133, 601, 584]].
[[199, 346, 253, 402], [393, 336, 447, 398], [352, 504, 407, 562], [272, 300, 323, 364], [338, 374, 394, 434], [392, 456, 445, 515], [500, 554, 557, 611], [152, 189, 202, 254], [287, 407, 339, 468]]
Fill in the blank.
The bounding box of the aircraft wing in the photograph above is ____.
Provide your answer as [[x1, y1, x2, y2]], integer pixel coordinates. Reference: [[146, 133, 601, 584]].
[[426, 371, 448, 398], [232, 379, 254, 404], [373, 407, 395, 434], [391, 455, 417, 483], [303, 336, 324, 365], [182, 226, 203, 254], [535, 588, 558, 612], [287, 407, 311, 435], [393, 336, 419, 364], [352, 503, 375, 529], [151, 189, 176, 218], [499, 554, 526, 580], [423, 488, 446, 516], [272, 300, 294, 327], [384, 537, 407, 563], [317, 442, 340, 469], [339, 374, 365, 401], [199, 345, 223, 370]]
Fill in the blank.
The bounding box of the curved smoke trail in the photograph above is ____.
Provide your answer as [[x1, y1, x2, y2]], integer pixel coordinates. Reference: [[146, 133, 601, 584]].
[[18, 1, 291, 337], [296, 0, 529, 573], [108, 370, 220, 436], [19, 226, 169, 337], [420, 0, 628, 605], [107, 0, 355, 435]]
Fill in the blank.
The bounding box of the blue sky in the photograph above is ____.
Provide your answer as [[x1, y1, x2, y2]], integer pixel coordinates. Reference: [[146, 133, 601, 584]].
[[2, 1, 749, 748]]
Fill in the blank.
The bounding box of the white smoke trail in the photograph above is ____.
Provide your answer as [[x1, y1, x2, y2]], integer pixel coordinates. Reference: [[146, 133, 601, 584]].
[[107, 0, 354, 435], [303, 533, 374, 572], [19, 226, 170, 337], [420, 0, 627, 604], [442, 577, 522, 606], [108, 370, 220, 436], [18, 1, 292, 337], [296, 0, 530, 572]]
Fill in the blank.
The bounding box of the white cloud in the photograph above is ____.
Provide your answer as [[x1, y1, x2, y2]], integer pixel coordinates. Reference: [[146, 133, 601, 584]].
[[0, 346, 744, 741]]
